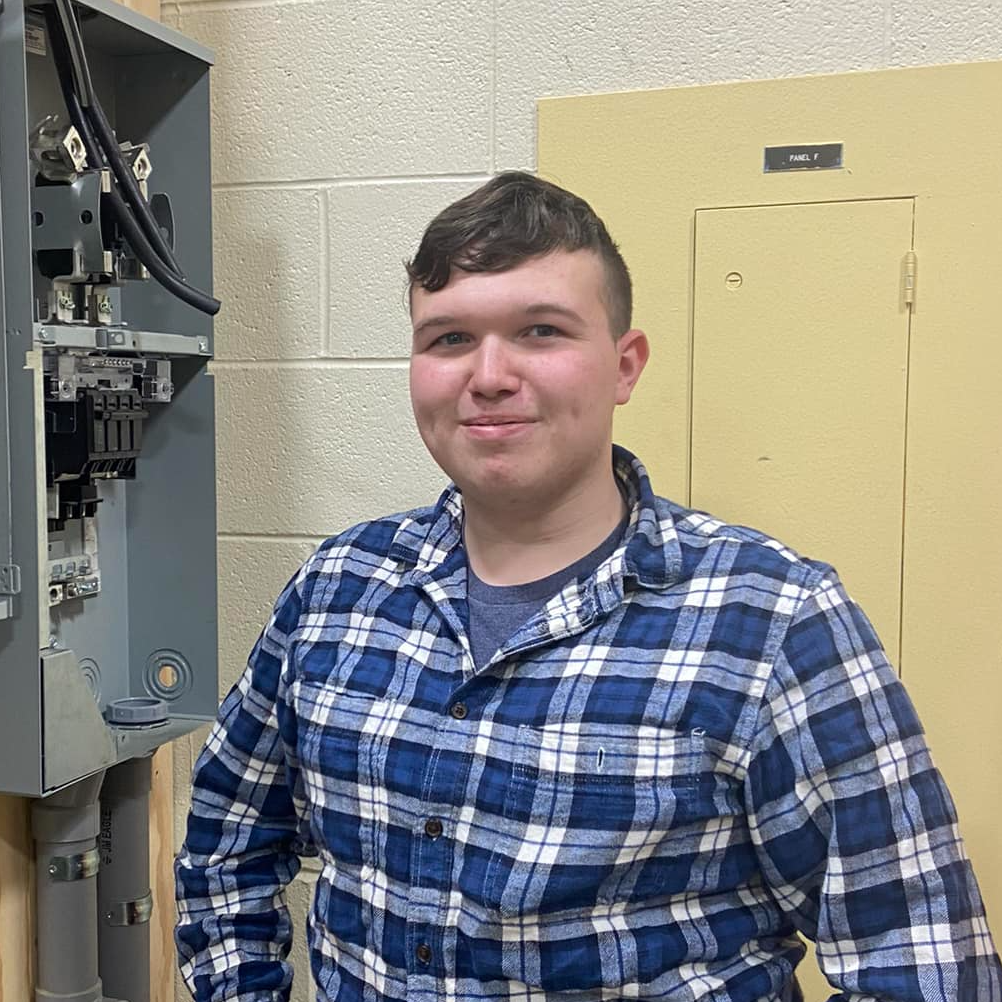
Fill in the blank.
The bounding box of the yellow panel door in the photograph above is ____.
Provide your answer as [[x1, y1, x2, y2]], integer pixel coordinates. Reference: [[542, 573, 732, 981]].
[[690, 198, 913, 666], [691, 198, 913, 1001]]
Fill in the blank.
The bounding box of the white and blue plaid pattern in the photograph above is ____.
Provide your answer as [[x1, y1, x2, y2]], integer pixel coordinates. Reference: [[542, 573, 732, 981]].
[[176, 448, 1000, 1002]]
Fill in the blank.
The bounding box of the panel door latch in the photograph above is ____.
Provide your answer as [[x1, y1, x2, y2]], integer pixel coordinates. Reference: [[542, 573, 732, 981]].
[[0, 564, 22, 596]]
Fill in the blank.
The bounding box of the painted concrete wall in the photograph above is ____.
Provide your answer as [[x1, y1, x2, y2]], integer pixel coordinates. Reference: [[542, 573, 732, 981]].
[[160, 1, 1002, 997]]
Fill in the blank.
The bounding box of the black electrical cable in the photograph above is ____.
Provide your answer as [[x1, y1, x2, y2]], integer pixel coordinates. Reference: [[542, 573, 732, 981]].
[[43, 10, 220, 316], [52, 0, 94, 107], [70, 97, 222, 314], [85, 101, 185, 276], [54, 0, 186, 278], [108, 185, 221, 315], [44, 6, 91, 141], [45, 1, 220, 315]]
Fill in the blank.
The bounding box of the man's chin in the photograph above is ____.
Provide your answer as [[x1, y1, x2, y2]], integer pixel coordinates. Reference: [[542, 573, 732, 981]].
[[453, 466, 540, 506]]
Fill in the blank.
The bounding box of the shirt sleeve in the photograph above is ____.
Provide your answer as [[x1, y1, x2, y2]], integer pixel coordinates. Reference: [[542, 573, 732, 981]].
[[175, 564, 315, 1002], [744, 570, 1002, 1001]]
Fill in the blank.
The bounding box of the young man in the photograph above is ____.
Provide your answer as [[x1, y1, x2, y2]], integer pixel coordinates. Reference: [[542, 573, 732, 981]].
[[176, 173, 1000, 1001]]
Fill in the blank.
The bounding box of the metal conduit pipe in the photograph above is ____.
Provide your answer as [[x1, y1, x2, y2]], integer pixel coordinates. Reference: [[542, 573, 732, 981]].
[[97, 755, 154, 1002], [31, 772, 107, 1002]]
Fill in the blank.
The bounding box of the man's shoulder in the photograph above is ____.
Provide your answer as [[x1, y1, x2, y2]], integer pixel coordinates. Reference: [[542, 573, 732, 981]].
[[305, 503, 442, 572], [257, 504, 447, 643], [616, 448, 832, 595], [651, 492, 833, 592]]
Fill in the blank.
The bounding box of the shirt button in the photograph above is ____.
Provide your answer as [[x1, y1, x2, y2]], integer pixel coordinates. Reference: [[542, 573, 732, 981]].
[[424, 818, 443, 839], [449, 702, 468, 720], [416, 943, 432, 964]]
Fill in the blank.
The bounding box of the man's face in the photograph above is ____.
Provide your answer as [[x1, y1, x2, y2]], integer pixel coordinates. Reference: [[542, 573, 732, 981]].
[[409, 249, 648, 509]]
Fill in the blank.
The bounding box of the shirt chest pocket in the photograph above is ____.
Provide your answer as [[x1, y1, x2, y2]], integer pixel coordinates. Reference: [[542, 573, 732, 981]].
[[296, 678, 402, 869], [483, 724, 724, 917]]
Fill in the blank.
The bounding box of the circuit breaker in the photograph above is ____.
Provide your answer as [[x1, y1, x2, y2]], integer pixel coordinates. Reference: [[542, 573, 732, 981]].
[[0, 0, 218, 796]]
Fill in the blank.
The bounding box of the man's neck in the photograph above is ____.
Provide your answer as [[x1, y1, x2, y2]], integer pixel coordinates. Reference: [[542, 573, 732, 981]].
[[462, 472, 626, 587]]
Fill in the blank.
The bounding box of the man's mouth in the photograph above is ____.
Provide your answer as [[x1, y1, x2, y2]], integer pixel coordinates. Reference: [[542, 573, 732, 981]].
[[460, 416, 537, 440], [462, 416, 534, 426]]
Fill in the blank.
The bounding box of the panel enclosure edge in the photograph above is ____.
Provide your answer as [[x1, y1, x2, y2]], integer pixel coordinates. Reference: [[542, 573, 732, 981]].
[[1, 0, 45, 795]]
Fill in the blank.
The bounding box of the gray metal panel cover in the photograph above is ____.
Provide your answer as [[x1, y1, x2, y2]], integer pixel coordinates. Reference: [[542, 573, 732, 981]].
[[0, 0, 45, 795]]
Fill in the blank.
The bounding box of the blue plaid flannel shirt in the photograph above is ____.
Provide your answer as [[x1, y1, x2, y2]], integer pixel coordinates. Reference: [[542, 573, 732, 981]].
[[176, 447, 1000, 1002]]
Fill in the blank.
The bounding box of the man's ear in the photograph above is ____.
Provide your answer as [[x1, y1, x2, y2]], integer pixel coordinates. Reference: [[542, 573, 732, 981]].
[[615, 329, 650, 405]]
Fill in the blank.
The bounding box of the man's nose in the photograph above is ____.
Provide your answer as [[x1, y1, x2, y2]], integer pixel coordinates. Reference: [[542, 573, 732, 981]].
[[467, 338, 519, 397]]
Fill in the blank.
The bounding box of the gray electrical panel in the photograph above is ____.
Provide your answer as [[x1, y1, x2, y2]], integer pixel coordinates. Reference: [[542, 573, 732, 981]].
[[0, 0, 218, 796]]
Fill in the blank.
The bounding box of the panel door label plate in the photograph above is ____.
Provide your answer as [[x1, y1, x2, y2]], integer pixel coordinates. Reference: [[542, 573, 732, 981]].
[[764, 143, 843, 172]]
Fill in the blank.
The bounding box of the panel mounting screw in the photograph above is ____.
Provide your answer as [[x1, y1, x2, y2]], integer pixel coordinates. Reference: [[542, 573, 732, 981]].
[[725, 272, 743, 290]]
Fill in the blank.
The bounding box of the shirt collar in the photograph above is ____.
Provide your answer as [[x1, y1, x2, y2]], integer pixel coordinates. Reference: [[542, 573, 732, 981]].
[[388, 445, 681, 591], [612, 445, 681, 589]]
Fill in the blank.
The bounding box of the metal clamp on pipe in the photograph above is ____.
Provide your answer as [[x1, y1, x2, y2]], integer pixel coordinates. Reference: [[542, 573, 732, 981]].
[[47, 847, 99, 881], [104, 891, 153, 927]]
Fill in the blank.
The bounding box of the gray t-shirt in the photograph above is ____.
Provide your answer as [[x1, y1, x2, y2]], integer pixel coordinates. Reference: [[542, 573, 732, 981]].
[[466, 517, 627, 670]]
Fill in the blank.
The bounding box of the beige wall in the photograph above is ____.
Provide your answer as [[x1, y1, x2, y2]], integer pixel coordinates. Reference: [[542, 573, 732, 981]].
[[158, 1, 1002, 998]]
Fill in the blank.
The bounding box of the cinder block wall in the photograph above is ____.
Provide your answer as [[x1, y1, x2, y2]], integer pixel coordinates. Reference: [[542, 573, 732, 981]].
[[160, 1, 1002, 997]]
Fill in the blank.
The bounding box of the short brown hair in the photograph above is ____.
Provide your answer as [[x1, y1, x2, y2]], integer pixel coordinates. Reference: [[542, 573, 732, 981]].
[[406, 171, 633, 335]]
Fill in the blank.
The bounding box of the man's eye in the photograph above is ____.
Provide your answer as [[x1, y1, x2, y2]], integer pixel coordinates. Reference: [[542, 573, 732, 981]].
[[527, 324, 558, 338], [435, 331, 468, 347]]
